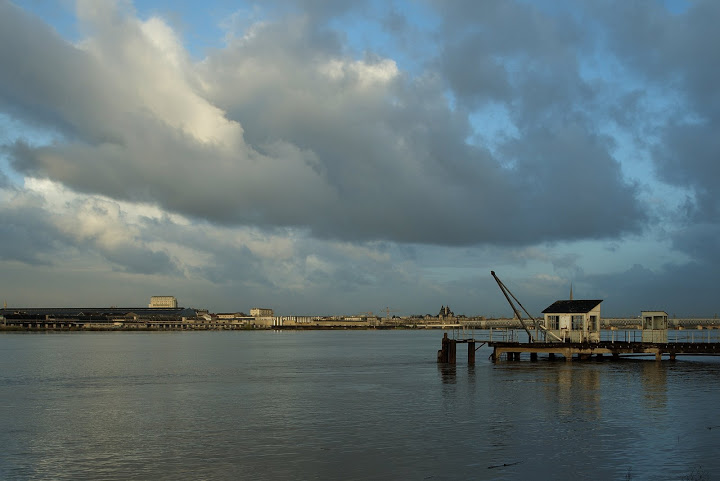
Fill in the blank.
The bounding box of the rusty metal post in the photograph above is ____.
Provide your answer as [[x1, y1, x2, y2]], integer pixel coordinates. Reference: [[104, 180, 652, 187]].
[[438, 333, 449, 363], [448, 339, 457, 364], [468, 341, 475, 364]]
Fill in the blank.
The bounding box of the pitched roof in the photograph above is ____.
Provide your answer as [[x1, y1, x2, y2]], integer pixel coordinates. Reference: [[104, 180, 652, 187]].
[[542, 299, 602, 314]]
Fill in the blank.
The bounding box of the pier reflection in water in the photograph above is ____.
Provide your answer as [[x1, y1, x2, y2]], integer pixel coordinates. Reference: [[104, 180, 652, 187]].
[[1, 330, 719, 481]]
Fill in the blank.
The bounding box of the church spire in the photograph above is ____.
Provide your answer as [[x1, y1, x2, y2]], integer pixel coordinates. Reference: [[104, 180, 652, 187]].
[[570, 283, 573, 300]]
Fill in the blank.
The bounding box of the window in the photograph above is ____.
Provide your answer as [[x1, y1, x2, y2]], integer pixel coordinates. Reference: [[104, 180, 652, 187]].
[[589, 315, 598, 331], [572, 315, 584, 330], [547, 315, 559, 330]]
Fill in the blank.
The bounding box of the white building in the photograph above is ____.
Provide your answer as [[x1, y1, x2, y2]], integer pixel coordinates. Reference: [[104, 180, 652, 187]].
[[149, 296, 178, 308], [250, 307, 274, 317], [542, 299, 602, 343], [641, 310, 668, 343]]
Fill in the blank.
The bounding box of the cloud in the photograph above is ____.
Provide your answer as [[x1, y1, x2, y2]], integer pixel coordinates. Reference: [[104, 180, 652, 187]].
[[1, 0, 719, 315], [0, 168, 9, 189], [1, 0, 646, 248], [0, 179, 180, 275], [586, 0, 720, 267], [0, 204, 65, 265]]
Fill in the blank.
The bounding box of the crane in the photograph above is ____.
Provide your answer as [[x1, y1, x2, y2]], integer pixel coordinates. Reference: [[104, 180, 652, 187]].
[[491, 271, 562, 343], [380, 307, 399, 319]]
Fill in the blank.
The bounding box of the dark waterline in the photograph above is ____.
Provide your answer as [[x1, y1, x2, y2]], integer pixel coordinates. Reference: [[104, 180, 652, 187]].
[[1, 330, 719, 480]]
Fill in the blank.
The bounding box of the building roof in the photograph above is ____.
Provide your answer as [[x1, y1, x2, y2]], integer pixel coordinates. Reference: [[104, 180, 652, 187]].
[[542, 300, 602, 314], [0, 307, 195, 319]]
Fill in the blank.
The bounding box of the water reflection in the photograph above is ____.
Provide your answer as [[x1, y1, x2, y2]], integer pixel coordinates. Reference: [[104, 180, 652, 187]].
[[641, 361, 668, 413], [437, 363, 456, 384], [554, 365, 602, 420], [3, 331, 720, 481], [467, 363, 476, 384]]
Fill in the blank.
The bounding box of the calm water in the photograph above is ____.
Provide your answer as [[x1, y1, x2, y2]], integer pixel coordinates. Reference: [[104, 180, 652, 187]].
[[1, 330, 719, 480]]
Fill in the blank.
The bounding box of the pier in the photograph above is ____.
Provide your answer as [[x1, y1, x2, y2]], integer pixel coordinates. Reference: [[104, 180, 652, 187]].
[[437, 328, 720, 363], [439, 271, 720, 363]]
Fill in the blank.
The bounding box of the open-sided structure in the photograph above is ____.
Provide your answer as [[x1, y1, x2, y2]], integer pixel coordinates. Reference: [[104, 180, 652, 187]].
[[641, 310, 668, 343]]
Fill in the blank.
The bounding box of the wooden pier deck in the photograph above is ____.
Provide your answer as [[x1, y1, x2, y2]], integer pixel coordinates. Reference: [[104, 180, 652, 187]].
[[437, 332, 720, 363]]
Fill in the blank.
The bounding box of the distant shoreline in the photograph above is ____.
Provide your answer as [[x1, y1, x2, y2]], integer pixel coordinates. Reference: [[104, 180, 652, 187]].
[[3, 320, 720, 333]]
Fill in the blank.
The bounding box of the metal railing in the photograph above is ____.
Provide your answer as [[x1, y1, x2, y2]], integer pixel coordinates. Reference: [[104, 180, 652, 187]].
[[602, 329, 720, 344], [447, 326, 530, 343], [446, 327, 720, 344]]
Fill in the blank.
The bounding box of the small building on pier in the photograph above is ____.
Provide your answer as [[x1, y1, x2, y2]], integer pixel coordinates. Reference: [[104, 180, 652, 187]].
[[641, 310, 668, 343], [542, 299, 602, 343]]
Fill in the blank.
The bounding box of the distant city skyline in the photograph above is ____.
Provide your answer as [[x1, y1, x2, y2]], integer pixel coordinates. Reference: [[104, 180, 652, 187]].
[[1, 0, 719, 318]]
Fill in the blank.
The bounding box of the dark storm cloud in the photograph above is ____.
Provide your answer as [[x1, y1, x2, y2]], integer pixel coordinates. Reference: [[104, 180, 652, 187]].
[[0, 2, 119, 144], [434, 0, 586, 108], [0, 205, 65, 265], [585, 261, 720, 318], [201, 10, 644, 245], [103, 244, 178, 275], [0, 0, 672, 250], [589, 0, 720, 265], [0, 169, 9, 189], [597, 2, 720, 189], [194, 244, 267, 285], [670, 223, 720, 265]]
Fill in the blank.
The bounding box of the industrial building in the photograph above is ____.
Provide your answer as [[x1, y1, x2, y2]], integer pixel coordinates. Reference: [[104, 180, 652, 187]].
[[149, 296, 178, 308]]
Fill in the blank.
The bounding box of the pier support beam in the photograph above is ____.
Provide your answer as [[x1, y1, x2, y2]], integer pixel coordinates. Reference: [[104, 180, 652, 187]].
[[468, 341, 475, 365], [530, 352, 538, 362], [438, 333, 449, 363]]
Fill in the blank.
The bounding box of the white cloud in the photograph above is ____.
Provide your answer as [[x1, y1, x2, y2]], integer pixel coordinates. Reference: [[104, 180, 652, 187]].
[[0, 0, 718, 315]]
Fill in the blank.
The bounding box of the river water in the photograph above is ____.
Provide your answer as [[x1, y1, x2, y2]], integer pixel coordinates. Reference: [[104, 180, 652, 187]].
[[1, 330, 719, 480]]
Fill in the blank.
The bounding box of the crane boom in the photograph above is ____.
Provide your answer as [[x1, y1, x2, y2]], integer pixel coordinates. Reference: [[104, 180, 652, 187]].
[[491, 270, 534, 342], [491, 271, 562, 343]]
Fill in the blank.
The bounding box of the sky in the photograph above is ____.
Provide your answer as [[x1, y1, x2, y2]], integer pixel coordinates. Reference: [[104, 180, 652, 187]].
[[1, 0, 718, 318]]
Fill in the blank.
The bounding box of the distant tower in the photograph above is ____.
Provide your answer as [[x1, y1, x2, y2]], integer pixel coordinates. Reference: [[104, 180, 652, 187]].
[[569, 284, 573, 301]]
